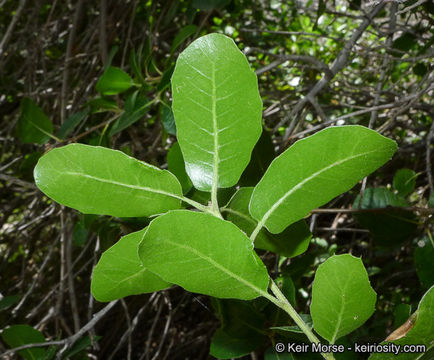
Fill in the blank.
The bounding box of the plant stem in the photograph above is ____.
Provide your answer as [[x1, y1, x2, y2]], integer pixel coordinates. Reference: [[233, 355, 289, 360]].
[[178, 195, 209, 213], [266, 280, 336, 360], [250, 220, 263, 242]]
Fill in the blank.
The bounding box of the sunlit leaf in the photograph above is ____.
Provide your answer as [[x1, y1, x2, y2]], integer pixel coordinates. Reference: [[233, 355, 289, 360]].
[[91, 228, 171, 302], [250, 126, 397, 234], [34, 144, 182, 217], [138, 210, 269, 300], [172, 33, 262, 191]]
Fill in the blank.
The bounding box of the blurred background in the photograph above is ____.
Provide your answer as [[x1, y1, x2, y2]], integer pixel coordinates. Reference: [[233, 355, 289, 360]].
[[0, 0, 433, 359]]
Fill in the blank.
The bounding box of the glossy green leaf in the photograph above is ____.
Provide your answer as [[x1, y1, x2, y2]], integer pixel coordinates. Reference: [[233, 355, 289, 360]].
[[1, 325, 46, 360], [58, 110, 88, 139], [96, 66, 134, 95], [170, 25, 198, 54], [250, 126, 398, 234], [224, 187, 311, 258], [310, 254, 377, 343], [414, 238, 434, 289], [171, 33, 262, 191], [354, 188, 417, 246], [91, 228, 171, 302], [34, 144, 182, 217], [393, 169, 417, 196], [167, 142, 193, 193], [87, 97, 119, 112], [138, 210, 269, 300], [369, 286, 434, 360], [109, 92, 149, 136], [17, 98, 54, 144]]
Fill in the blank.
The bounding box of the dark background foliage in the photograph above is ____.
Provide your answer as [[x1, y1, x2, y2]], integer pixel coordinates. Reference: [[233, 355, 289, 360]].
[[0, 0, 433, 359]]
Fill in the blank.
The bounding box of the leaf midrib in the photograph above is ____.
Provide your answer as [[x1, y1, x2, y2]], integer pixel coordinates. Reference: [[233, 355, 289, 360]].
[[65, 172, 181, 200], [162, 237, 268, 298], [257, 149, 379, 229]]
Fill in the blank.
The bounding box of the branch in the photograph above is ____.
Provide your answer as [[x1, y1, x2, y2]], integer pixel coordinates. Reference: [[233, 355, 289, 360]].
[[0, 301, 118, 359], [274, 3, 386, 146]]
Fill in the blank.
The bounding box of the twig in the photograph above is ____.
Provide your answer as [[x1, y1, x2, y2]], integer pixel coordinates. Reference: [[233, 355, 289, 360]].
[[275, 3, 386, 146], [99, 0, 108, 66], [311, 206, 433, 215], [0, 301, 118, 359], [60, 0, 85, 124], [426, 117, 434, 196], [0, 0, 27, 59]]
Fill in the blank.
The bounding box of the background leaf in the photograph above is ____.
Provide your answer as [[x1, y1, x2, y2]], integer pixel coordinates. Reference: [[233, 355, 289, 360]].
[[1, 324, 46, 360], [167, 142, 193, 194], [250, 126, 397, 234], [171, 33, 263, 191], [96, 66, 134, 95], [109, 92, 149, 136], [91, 228, 171, 302], [353, 188, 417, 246], [393, 168, 417, 197], [369, 286, 434, 360], [58, 110, 88, 139], [310, 254, 377, 343], [17, 98, 54, 144], [170, 25, 198, 54], [210, 300, 267, 359], [138, 210, 269, 300], [224, 187, 311, 258], [34, 144, 182, 217], [414, 238, 434, 289]]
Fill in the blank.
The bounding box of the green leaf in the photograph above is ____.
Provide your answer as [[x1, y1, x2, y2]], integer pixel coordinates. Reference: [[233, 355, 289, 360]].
[[210, 300, 267, 359], [264, 347, 295, 360], [239, 130, 275, 187], [394, 304, 412, 329], [138, 210, 269, 300], [369, 286, 434, 360], [310, 254, 377, 343], [224, 187, 311, 258], [250, 126, 397, 234], [61, 335, 101, 359], [109, 92, 149, 136], [354, 188, 417, 246], [87, 97, 119, 112], [34, 144, 182, 217], [170, 25, 198, 54], [167, 142, 193, 194], [1, 325, 46, 360], [91, 228, 171, 302], [96, 66, 134, 95], [73, 221, 88, 246], [414, 238, 434, 289], [393, 169, 417, 196], [0, 295, 20, 311], [171, 33, 262, 191], [161, 104, 176, 135], [58, 110, 88, 139], [17, 98, 54, 144]]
